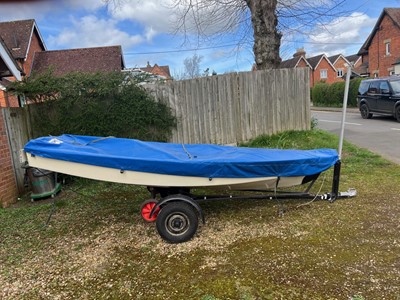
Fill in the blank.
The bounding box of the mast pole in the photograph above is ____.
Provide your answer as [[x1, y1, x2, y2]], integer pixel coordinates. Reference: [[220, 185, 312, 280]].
[[338, 64, 353, 158]]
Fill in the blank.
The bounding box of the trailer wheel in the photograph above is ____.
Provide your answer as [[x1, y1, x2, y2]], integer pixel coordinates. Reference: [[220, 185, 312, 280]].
[[140, 199, 160, 222], [156, 202, 198, 243]]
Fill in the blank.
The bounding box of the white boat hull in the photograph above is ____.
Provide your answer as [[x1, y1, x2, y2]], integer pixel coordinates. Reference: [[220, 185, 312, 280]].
[[24, 153, 307, 190]]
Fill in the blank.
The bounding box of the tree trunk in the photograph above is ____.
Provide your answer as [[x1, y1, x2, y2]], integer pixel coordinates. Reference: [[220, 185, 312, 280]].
[[246, 0, 282, 70]]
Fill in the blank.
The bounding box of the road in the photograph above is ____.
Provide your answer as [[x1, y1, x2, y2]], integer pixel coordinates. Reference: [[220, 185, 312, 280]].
[[311, 109, 400, 165]]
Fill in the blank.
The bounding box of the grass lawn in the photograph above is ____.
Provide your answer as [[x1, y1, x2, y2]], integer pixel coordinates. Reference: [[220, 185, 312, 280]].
[[1, 129, 399, 299]]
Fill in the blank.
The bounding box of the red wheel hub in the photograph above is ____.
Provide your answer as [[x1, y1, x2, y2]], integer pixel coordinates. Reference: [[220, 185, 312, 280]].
[[141, 201, 160, 222]]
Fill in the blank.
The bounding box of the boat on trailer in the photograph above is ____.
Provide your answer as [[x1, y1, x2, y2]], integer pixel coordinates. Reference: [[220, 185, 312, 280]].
[[22, 134, 356, 243]]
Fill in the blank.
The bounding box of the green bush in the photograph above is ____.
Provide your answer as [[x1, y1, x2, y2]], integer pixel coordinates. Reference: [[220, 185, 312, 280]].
[[311, 78, 366, 107], [348, 77, 365, 107], [328, 81, 346, 106], [9, 70, 176, 141], [311, 82, 330, 106]]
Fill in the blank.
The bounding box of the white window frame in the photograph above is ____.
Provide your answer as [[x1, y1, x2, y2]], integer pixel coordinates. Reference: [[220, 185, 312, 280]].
[[385, 42, 391, 55], [337, 69, 343, 77], [320, 69, 328, 79]]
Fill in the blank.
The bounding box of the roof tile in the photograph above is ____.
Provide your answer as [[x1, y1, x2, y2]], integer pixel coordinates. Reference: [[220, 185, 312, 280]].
[[0, 19, 36, 59], [31, 46, 125, 76]]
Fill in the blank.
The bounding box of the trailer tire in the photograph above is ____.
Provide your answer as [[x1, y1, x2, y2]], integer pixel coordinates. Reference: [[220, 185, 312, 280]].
[[156, 202, 198, 243]]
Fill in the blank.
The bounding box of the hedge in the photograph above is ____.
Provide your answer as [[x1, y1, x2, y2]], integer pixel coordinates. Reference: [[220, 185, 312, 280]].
[[8, 70, 176, 142], [312, 78, 365, 107]]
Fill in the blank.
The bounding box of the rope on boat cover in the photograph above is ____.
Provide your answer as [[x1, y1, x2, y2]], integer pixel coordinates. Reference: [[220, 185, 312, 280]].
[[181, 143, 193, 160]]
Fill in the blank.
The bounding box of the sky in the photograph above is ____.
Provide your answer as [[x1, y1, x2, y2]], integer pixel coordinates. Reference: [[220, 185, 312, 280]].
[[0, 0, 399, 75]]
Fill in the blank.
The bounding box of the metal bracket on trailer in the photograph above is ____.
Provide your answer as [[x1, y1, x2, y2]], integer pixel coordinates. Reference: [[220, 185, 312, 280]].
[[150, 194, 206, 225]]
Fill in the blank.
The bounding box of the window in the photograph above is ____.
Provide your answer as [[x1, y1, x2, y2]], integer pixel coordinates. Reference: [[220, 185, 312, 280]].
[[379, 81, 390, 94], [368, 81, 380, 94], [337, 69, 343, 77], [320, 69, 328, 79], [385, 42, 391, 55], [390, 80, 400, 93], [358, 81, 369, 96]]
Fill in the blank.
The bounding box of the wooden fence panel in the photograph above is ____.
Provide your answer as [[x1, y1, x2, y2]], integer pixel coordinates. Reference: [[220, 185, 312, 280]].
[[3, 107, 33, 194], [149, 68, 310, 144]]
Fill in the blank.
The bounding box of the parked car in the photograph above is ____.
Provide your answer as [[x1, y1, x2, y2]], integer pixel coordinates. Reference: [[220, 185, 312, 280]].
[[357, 77, 400, 122]]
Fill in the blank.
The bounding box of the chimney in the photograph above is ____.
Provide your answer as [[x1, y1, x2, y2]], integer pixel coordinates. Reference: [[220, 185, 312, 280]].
[[293, 48, 306, 58], [146, 61, 151, 68]]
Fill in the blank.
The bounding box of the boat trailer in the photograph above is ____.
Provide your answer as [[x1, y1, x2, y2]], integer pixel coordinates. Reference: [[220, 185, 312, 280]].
[[140, 160, 356, 243]]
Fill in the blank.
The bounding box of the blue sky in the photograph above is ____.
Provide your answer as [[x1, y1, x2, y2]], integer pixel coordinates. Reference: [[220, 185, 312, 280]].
[[0, 0, 399, 75]]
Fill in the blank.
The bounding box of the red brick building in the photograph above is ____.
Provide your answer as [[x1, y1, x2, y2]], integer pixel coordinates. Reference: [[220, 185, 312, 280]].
[[279, 49, 354, 87], [358, 8, 400, 77], [328, 54, 350, 78], [0, 19, 46, 107], [1, 19, 127, 108], [307, 54, 339, 86], [279, 49, 313, 85], [0, 110, 18, 207], [138, 62, 172, 80]]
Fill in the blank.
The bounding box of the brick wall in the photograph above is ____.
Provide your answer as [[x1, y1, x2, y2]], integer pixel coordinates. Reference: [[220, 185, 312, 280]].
[[334, 57, 348, 77], [0, 109, 18, 207], [0, 90, 7, 107], [368, 14, 400, 76], [23, 29, 45, 76], [312, 58, 337, 86], [0, 90, 19, 108]]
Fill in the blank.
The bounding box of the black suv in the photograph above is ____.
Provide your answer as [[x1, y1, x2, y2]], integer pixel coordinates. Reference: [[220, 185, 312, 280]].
[[357, 77, 400, 122]]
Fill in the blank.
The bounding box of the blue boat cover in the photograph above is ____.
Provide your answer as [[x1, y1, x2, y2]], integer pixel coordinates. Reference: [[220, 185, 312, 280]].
[[24, 135, 339, 179]]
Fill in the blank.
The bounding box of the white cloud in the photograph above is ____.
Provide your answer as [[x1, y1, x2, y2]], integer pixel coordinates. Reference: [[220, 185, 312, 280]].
[[0, 1, 59, 21], [0, 0, 106, 22], [108, 0, 242, 40], [307, 12, 377, 56], [48, 15, 143, 49], [63, 0, 104, 11], [109, 0, 174, 34]]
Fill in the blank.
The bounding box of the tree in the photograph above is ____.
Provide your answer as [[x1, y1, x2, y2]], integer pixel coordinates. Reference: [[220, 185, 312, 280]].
[[104, 0, 350, 70], [183, 53, 203, 79], [170, 0, 350, 70]]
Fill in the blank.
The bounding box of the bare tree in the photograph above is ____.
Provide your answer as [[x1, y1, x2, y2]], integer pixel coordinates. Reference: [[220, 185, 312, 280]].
[[104, 0, 351, 70], [169, 0, 351, 69], [183, 53, 204, 79]]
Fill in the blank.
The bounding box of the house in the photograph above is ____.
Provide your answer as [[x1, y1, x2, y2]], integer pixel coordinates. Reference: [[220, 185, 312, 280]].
[[279, 49, 359, 87], [279, 48, 313, 84], [0, 19, 46, 107], [31, 45, 125, 76], [137, 62, 172, 80], [307, 54, 339, 86], [358, 8, 400, 77], [328, 54, 351, 78], [345, 54, 366, 76], [1, 19, 127, 108], [345, 54, 362, 69]]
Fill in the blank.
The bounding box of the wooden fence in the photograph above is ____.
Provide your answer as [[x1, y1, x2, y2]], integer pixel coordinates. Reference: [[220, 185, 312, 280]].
[[147, 68, 310, 144], [2, 107, 33, 195]]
